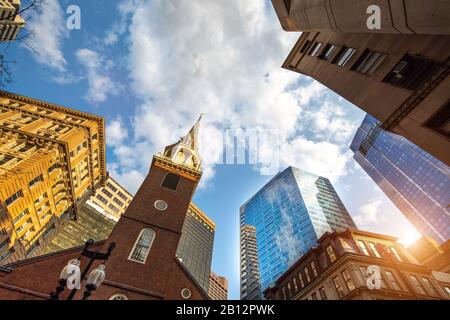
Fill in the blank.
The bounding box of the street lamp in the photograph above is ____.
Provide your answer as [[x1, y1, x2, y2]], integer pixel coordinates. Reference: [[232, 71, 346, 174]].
[[50, 239, 115, 300]]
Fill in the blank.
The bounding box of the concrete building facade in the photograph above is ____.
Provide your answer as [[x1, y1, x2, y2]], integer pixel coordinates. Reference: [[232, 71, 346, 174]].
[[208, 271, 228, 300], [272, 0, 450, 167]]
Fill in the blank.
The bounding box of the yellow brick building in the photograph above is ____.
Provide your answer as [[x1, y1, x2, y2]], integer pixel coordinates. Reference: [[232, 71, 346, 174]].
[[0, 90, 106, 264], [0, 0, 25, 42]]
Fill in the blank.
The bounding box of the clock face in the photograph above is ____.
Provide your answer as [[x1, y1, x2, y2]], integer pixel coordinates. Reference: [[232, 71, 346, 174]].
[[154, 200, 168, 211]]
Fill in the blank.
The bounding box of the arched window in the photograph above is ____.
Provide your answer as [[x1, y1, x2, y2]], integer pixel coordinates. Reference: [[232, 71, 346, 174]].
[[109, 294, 128, 300], [128, 228, 155, 264], [162, 173, 180, 191]]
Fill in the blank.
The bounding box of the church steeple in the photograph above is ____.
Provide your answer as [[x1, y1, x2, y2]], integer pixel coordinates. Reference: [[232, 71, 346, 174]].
[[163, 114, 204, 172]]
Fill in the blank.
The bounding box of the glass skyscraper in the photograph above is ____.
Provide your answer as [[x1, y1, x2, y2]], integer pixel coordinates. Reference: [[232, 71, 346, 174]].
[[351, 115, 450, 244], [240, 167, 356, 297], [176, 203, 215, 293]]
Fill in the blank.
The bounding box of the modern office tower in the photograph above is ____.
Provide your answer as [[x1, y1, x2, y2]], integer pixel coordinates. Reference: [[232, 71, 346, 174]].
[[272, 0, 450, 167], [85, 177, 133, 222], [240, 224, 262, 300], [240, 167, 357, 298], [408, 237, 450, 273], [350, 115, 450, 244], [176, 203, 215, 293], [0, 0, 25, 41], [264, 229, 450, 300], [209, 271, 228, 300], [0, 90, 106, 265]]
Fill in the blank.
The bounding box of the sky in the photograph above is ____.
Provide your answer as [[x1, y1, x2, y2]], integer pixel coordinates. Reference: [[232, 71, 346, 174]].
[[3, 0, 421, 300]]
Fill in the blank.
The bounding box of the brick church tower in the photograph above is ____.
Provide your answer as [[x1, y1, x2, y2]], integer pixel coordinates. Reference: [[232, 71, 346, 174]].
[[93, 115, 206, 300], [0, 115, 210, 300]]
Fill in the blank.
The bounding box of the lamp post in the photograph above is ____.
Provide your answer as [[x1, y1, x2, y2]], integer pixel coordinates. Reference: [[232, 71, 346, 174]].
[[50, 239, 115, 300]]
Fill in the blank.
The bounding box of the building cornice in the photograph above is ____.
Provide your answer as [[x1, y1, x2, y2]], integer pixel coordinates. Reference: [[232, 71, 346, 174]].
[[152, 155, 202, 182]]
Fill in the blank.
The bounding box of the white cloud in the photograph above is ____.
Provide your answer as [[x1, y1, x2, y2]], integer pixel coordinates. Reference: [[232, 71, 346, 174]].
[[354, 200, 384, 227], [108, 0, 361, 191], [106, 117, 129, 146], [24, 0, 67, 71], [75, 49, 120, 103]]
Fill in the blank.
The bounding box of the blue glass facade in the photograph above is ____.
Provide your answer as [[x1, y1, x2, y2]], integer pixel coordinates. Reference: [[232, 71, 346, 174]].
[[240, 167, 356, 296], [351, 115, 450, 244]]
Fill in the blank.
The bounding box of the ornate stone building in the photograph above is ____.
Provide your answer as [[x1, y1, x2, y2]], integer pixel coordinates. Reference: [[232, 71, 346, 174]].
[[0, 90, 106, 265], [0, 0, 25, 41], [272, 0, 450, 167], [264, 229, 450, 300], [0, 115, 210, 300]]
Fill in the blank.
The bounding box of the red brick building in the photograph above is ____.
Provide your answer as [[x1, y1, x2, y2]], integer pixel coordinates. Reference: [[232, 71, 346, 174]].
[[0, 116, 210, 300]]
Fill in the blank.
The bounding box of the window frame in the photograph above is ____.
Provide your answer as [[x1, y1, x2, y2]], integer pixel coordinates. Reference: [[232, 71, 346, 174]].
[[128, 228, 156, 264], [161, 172, 181, 191]]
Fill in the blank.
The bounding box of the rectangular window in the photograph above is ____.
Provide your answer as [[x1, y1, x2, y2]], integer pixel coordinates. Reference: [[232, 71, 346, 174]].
[[409, 275, 426, 295], [383, 54, 440, 90], [48, 163, 60, 174], [385, 271, 401, 291], [5, 190, 24, 206], [369, 242, 381, 258], [107, 182, 118, 193], [102, 189, 113, 198], [282, 287, 287, 300], [28, 174, 44, 188], [304, 267, 311, 283], [357, 240, 370, 256], [389, 247, 403, 262], [96, 194, 108, 205], [351, 49, 386, 75], [311, 292, 318, 300], [287, 282, 292, 298], [117, 191, 129, 201], [326, 245, 337, 262], [332, 47, 356, 67], [298, 272, 305, 288], [318, 43, 337, 61], [421, 278, 438, 296], [292, 277, 298, 292], [319, 287, 328, 300], [425, 101, 449, 139], [12, 209, 29, 225], [342, 269, 355, 291], [0, 154, 15, 166], [108, 204, 120, 214], [333, 276, 345, 298], [310, 261, 318, 277], [113, 198, 124, 207], [308, 42, 322, 57], [299, 40, 311, 53]]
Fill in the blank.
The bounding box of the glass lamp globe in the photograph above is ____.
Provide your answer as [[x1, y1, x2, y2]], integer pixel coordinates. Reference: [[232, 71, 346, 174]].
[[86, 264, 106, 291]]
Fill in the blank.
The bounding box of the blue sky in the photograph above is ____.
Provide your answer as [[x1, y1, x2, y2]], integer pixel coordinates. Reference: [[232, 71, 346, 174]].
[[3, 0, 421, 300]]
